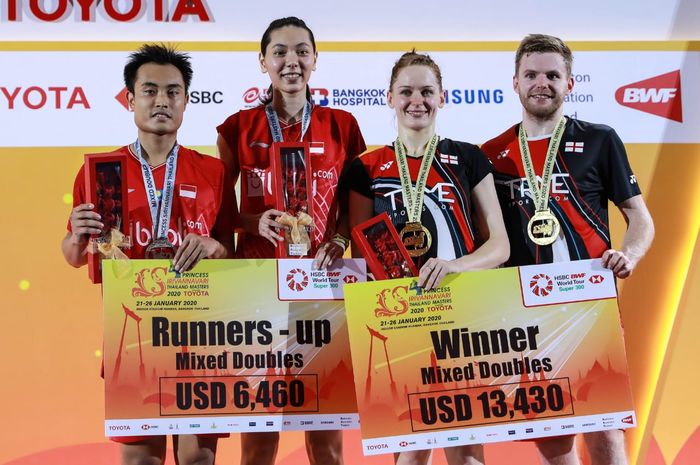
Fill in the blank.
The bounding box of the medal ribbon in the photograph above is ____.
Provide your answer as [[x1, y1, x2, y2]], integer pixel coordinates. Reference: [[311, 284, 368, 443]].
[[394, 135, 439, 223], [265, 100, 313, 142], [518, 117, 566, 213], [134, 139, 179, 239]]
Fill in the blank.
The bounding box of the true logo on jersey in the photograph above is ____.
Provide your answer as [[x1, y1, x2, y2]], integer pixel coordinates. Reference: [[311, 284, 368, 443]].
[[564, 142, 584, 153], [440, 154, 458, 165], [385, 183, 455, 210], [615, 70, 683, 122], [310, 88, 329, 106], [497, 174, 571, 201]]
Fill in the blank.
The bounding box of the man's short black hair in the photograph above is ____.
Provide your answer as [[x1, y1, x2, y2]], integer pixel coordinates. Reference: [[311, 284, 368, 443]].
[[123, 43, 193, 93]]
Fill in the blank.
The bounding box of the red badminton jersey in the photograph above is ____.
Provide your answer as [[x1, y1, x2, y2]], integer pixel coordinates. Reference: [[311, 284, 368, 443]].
[[69, 145, 234, 257], [217, 105, 366, 258]]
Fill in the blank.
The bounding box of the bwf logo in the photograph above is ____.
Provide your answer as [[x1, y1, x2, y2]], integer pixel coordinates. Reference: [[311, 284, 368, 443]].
[[615, 70, 682, 122]]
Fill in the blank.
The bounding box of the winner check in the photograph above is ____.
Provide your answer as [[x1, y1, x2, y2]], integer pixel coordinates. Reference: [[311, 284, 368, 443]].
[[344, 259, 636, 455], [102, 259, 363, 436]]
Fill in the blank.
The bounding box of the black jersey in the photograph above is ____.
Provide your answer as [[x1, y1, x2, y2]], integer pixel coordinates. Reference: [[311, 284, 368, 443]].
[[346, 138, 493, 268], [481, 118, 641, 266]]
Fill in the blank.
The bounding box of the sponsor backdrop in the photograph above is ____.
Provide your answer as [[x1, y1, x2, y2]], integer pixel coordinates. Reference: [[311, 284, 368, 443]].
[[0, 13, 699, 465]]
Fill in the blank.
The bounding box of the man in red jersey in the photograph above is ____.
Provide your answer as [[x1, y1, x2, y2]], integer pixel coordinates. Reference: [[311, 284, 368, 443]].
[[482, 34, 654, 465], [62, 44, 233, 465]]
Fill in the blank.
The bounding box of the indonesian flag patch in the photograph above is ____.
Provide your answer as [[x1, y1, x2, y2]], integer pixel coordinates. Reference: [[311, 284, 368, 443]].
[[179, 184, 197, 199]]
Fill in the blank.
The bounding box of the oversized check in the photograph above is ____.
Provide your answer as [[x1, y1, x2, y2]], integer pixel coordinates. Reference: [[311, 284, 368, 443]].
[[102, 259, 364, 437], [343, 259, 636, 455]]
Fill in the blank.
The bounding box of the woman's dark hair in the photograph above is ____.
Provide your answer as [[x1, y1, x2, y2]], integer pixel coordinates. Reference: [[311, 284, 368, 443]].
[[260, 17, 315, 105]]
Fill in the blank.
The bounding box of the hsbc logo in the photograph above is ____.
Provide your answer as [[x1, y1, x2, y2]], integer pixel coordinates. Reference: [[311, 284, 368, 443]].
[[615, 70, 683, 122], [589, 275, 604, 284], [1, 86, 89, 110], [343, 275, 358, 284]]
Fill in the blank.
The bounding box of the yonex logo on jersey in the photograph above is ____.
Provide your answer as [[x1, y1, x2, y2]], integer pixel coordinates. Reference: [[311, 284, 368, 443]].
[[440, 154, 458, 165], [629, 175, 637, 184], [249, 141, 270, 149], [310, 88, 329, 106], [564, 142, 584, 153], [497, 149, 510, 159], [379, 161, 394, 171], [615, 70, 683, 122]]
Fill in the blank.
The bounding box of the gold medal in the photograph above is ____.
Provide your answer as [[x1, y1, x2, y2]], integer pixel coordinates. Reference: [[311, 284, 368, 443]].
[[394, 135, 439, 258], [518, 117, 567, 247], [400, 222, 432, 257], [527, 210, 561, 246]]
